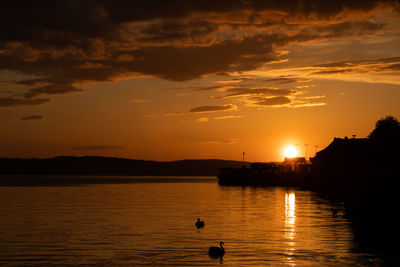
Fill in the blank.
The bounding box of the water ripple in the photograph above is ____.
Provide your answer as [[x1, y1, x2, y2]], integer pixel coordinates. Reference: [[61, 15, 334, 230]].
[[0, 179, 389, 265]]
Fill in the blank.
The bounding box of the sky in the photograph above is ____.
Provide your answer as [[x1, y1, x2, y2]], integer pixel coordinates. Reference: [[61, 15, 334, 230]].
[[1, 0, 400, 162]]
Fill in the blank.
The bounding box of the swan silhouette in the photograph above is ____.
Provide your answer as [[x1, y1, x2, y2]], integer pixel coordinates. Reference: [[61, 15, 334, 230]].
[[195, 218, 205, 228], [332, 208, 339, 217], [208, 241, 225, 258]]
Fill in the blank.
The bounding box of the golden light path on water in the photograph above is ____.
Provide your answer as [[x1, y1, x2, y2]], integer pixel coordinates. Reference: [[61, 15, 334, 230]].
[[285, 192, 296, 266]]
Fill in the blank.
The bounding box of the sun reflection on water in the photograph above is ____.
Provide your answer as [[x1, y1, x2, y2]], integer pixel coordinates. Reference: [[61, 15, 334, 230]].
[[284, 192, 296, 266], [285, 193, 296, 239]]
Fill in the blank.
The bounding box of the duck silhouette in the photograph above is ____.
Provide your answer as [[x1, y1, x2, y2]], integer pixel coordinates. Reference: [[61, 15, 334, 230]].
[[208, 241, 225, 258], [195, 218, 205, 228]]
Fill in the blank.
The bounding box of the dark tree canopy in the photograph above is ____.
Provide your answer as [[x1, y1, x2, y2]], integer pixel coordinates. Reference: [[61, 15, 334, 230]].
[[369, 115, 400, 142]]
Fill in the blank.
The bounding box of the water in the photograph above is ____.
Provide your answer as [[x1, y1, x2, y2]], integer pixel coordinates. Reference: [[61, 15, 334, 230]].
[[0, 176, 389, 266]]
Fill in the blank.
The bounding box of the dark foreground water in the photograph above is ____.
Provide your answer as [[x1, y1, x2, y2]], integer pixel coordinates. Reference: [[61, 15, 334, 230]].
[[0, 176, 391, 266]]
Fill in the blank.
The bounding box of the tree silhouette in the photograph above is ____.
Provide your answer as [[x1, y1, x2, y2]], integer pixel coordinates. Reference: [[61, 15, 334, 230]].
[[368, 115, 400, 143]]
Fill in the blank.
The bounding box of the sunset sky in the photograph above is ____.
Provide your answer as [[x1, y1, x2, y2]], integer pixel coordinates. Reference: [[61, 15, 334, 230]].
[[1, 0, 400, 162]]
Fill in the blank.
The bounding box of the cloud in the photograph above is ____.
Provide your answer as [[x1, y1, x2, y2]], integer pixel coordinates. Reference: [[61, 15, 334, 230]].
[[178, 104, 237, 114], [0, 0, 398, 106], [194, 85, 238, 91], [214, 77, 255, 84], [126, 35, 281, 81], [202, 81, 326, 109], [251, 96, 292, 106], [380, 63, 400, 72], [246, 95, 327, 108], [195, 117, 209, 123], [310, 57, 400, 76], [263, 76, 311, 84], [139, 20, 218, 44], [21, 115, 44, 121], [72, 145, 124, 151], [0, 97, 51, 107], [217, 87, 295, 98], [301, 20, 386, 40], [200, 138, 239, 145], [311, 69, 352, 75], [298, 95, 326, 100], [291, 102, 327, 108], [296, 85, 311, 88], [22, 84, 84, 99], [289, 95, 327, 108], [214, 115, 243, 120]]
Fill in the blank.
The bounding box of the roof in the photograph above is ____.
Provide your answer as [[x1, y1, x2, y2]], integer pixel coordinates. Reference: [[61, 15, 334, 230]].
[[315, 137, 370, 161]]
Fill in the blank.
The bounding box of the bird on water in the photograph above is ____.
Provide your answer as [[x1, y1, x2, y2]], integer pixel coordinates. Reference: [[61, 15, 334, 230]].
[[195, 218, 205, 228], [208, 241, 225, 257]]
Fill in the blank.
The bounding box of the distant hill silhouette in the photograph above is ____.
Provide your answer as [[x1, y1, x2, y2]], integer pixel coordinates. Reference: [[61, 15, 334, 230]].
[[0, 156, 247, 176]]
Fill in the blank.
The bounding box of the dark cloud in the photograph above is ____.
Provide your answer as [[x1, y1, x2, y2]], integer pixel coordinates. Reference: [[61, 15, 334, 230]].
[[139, 20, 218, 43], [1, 0, 392, 39], [311, 57, 400, 75], [189, 104, 237, 113], [194, 85, 228, 91], [124, 35, 281, 81], [309, 21, 386, 39], [380, 63, 400, 71], [314, 57, 400, 68], [218, 87, 295, 98], [252, 96, 292, 106], [0, 1, 395, 45], [22, 84, 84, 99], [314, 62, 354, 68], [21, 115, 44, 121], [179, 104, 237, 113], [311, 69, 352, 75], [0, 0, 398, 106], [72, 145, 124, 151], [0, 34, 281, 84], [0, 97, 51, 107], [215, 77, 256, 83], [263, 77, 300, 84]]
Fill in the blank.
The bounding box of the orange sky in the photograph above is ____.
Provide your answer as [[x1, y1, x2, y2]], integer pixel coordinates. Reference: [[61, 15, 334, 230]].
[[1, 1, 400, 162]]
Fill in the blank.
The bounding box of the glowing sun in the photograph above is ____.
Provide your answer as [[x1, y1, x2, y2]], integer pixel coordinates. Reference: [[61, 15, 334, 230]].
[[284, 146, 298, 158]]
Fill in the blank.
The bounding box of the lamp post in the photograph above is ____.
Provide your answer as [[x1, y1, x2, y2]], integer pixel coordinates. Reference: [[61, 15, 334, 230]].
[[304, 144, 309, 161]]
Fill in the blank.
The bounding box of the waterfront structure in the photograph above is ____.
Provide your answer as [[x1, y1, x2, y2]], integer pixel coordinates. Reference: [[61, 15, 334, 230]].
[[217, 157, 310, 186], [310, 137, 370, 189]]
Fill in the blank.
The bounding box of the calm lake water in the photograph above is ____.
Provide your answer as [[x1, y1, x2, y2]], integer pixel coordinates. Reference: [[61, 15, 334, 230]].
[[0, 176, 390, 266]]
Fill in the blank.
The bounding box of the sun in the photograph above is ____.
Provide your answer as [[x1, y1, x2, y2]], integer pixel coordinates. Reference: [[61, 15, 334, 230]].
[[284, 146, 298, 158]]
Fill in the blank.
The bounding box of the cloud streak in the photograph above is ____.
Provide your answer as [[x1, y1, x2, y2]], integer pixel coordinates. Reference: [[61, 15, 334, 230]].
[[0, 97, 51, 107], [178, 104, 237, 114], [199, 138, 239, 145], [310, 57, 400, 76], [21, 115, 44, 121], [251, 96, 292, 107], [214, 115, 243, 120], [195, 117, 209, 123], [263, 77, 311, 84], [216, 87, 295, 99]]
